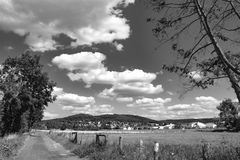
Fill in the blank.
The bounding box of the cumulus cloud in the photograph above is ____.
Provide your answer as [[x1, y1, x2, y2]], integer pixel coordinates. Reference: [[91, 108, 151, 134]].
[[57, 93, 95, 107], [52, 87, 64, 96], [127, 97, 171, 107], [62, 106, 75, 111], [53, 87, 95, 107], [113, 42, 124, 51], [144, 96, 221, 119], [53, 52, 164, 96], [6, 46, 14, 50], [116, 97, 133, 102], [0, 0, 134, 51], [98, 88, 117, 99], [52, 52, 105, 72], [53, 87, 113, 115], [167, 91, 174, 96], [113, 83, 163, 95], [72, 104, 113, 115], [195, 96, 219, 105], [43, 111, 59, 119]]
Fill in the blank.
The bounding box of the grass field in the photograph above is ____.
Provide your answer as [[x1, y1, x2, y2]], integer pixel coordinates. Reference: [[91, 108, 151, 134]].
[[47, 129, 240, 160], [47, 129, 240, 145]]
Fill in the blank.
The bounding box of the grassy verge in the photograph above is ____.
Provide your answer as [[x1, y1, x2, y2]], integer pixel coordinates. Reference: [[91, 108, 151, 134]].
[[0, 134, 27, 160], [49, 132, 240, 160]]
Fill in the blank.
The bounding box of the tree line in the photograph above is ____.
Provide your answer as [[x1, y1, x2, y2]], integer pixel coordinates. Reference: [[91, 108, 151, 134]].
[[0, 52, 55, 137]]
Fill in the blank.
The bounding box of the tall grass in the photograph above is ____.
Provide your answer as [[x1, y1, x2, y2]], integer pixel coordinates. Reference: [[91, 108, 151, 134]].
[[69, 142, 240, 160], [49, 132, 240, 160], [0, 134, 26, 160]]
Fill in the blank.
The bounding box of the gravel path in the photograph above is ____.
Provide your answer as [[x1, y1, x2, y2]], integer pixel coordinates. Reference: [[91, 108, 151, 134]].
[[15, 133, 83, 160]]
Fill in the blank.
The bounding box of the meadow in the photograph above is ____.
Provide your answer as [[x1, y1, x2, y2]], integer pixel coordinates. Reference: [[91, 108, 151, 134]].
[[47, 129, 240, 160]]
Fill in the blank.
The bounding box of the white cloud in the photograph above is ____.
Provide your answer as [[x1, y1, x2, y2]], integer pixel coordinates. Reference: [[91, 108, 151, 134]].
[[53, 87, 95, 107], [113, 42, 124, 51], [144, 96, 221, 119], [116, 97, 133, 102], [167, 91, 174, 96], [0, 0, 135, 51], [113, 83, 163, 95], [195, 96, 219, 104], [44, 111, 58, 119], [53, 86, 113, 115], [98, 83, 163, 98], [6, 46, 14, 50], [167, 104, 192, 111], [57, 93, 95, 107], [52, 52, 106, 72], [72, 104, 113, 115], [127, 97, 171, 107], [62, 106, 75, 111], [53, 52, 164, 96], [52, 87, 64, 96], [98, 88, 117, 99]]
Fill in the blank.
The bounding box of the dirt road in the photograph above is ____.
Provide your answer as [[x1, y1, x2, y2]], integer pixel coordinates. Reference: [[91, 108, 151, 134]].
[[15, 133, 81, 160]]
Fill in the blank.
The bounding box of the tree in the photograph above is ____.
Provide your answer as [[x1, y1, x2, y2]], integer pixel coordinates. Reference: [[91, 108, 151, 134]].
[[146, 0, 240, 101], [217, 99, 239, 130], [0, 52, 56, 136]]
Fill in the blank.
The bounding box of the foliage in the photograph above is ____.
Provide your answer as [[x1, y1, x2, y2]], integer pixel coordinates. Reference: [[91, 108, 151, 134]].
[[0, 134, 26, 160], [216, 99, 239, 131], [0, 52, 56, 136], [146, 0, 240, 100], [57, 113, 158, 123]]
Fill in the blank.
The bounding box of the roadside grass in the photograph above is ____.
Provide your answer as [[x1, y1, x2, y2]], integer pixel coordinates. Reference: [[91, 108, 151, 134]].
[[48, 130, 240, 160], [0, 134, 26, 160]]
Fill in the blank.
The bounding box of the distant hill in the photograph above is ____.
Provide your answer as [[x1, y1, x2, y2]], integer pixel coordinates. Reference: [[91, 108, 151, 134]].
[[43, 113, 218, 124], [95, 114, 158, 123], [44, 113, 158, 123], [38, 113, 219, 130]]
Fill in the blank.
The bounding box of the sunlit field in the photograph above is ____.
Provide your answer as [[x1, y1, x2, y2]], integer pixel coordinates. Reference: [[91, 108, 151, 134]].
[[47, 129, 240, 160]]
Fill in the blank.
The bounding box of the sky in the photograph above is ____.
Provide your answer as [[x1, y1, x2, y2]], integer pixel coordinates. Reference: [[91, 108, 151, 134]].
[[0, 0, 237, 120]]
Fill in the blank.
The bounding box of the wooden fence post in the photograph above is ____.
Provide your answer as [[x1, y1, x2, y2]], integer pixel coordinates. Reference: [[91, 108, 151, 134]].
[[139, 139, 144, 153], [96, 134, 107, 146], [118, 136, 124, 154], [77, 133, 82, 145], [153, 142, 159, 160], [71, 132, 77, 144], [119, 136, 123, 152]]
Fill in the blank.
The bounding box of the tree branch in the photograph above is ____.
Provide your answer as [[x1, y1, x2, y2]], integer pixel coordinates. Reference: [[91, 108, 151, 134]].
[[194, 0, 240, 75]]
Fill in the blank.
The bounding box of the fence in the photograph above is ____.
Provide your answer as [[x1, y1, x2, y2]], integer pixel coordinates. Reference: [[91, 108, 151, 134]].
[[48, 130, 160, 159]]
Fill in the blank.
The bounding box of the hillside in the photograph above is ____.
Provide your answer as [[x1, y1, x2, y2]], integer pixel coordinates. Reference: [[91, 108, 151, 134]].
[[45, 113, 158, 123]]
